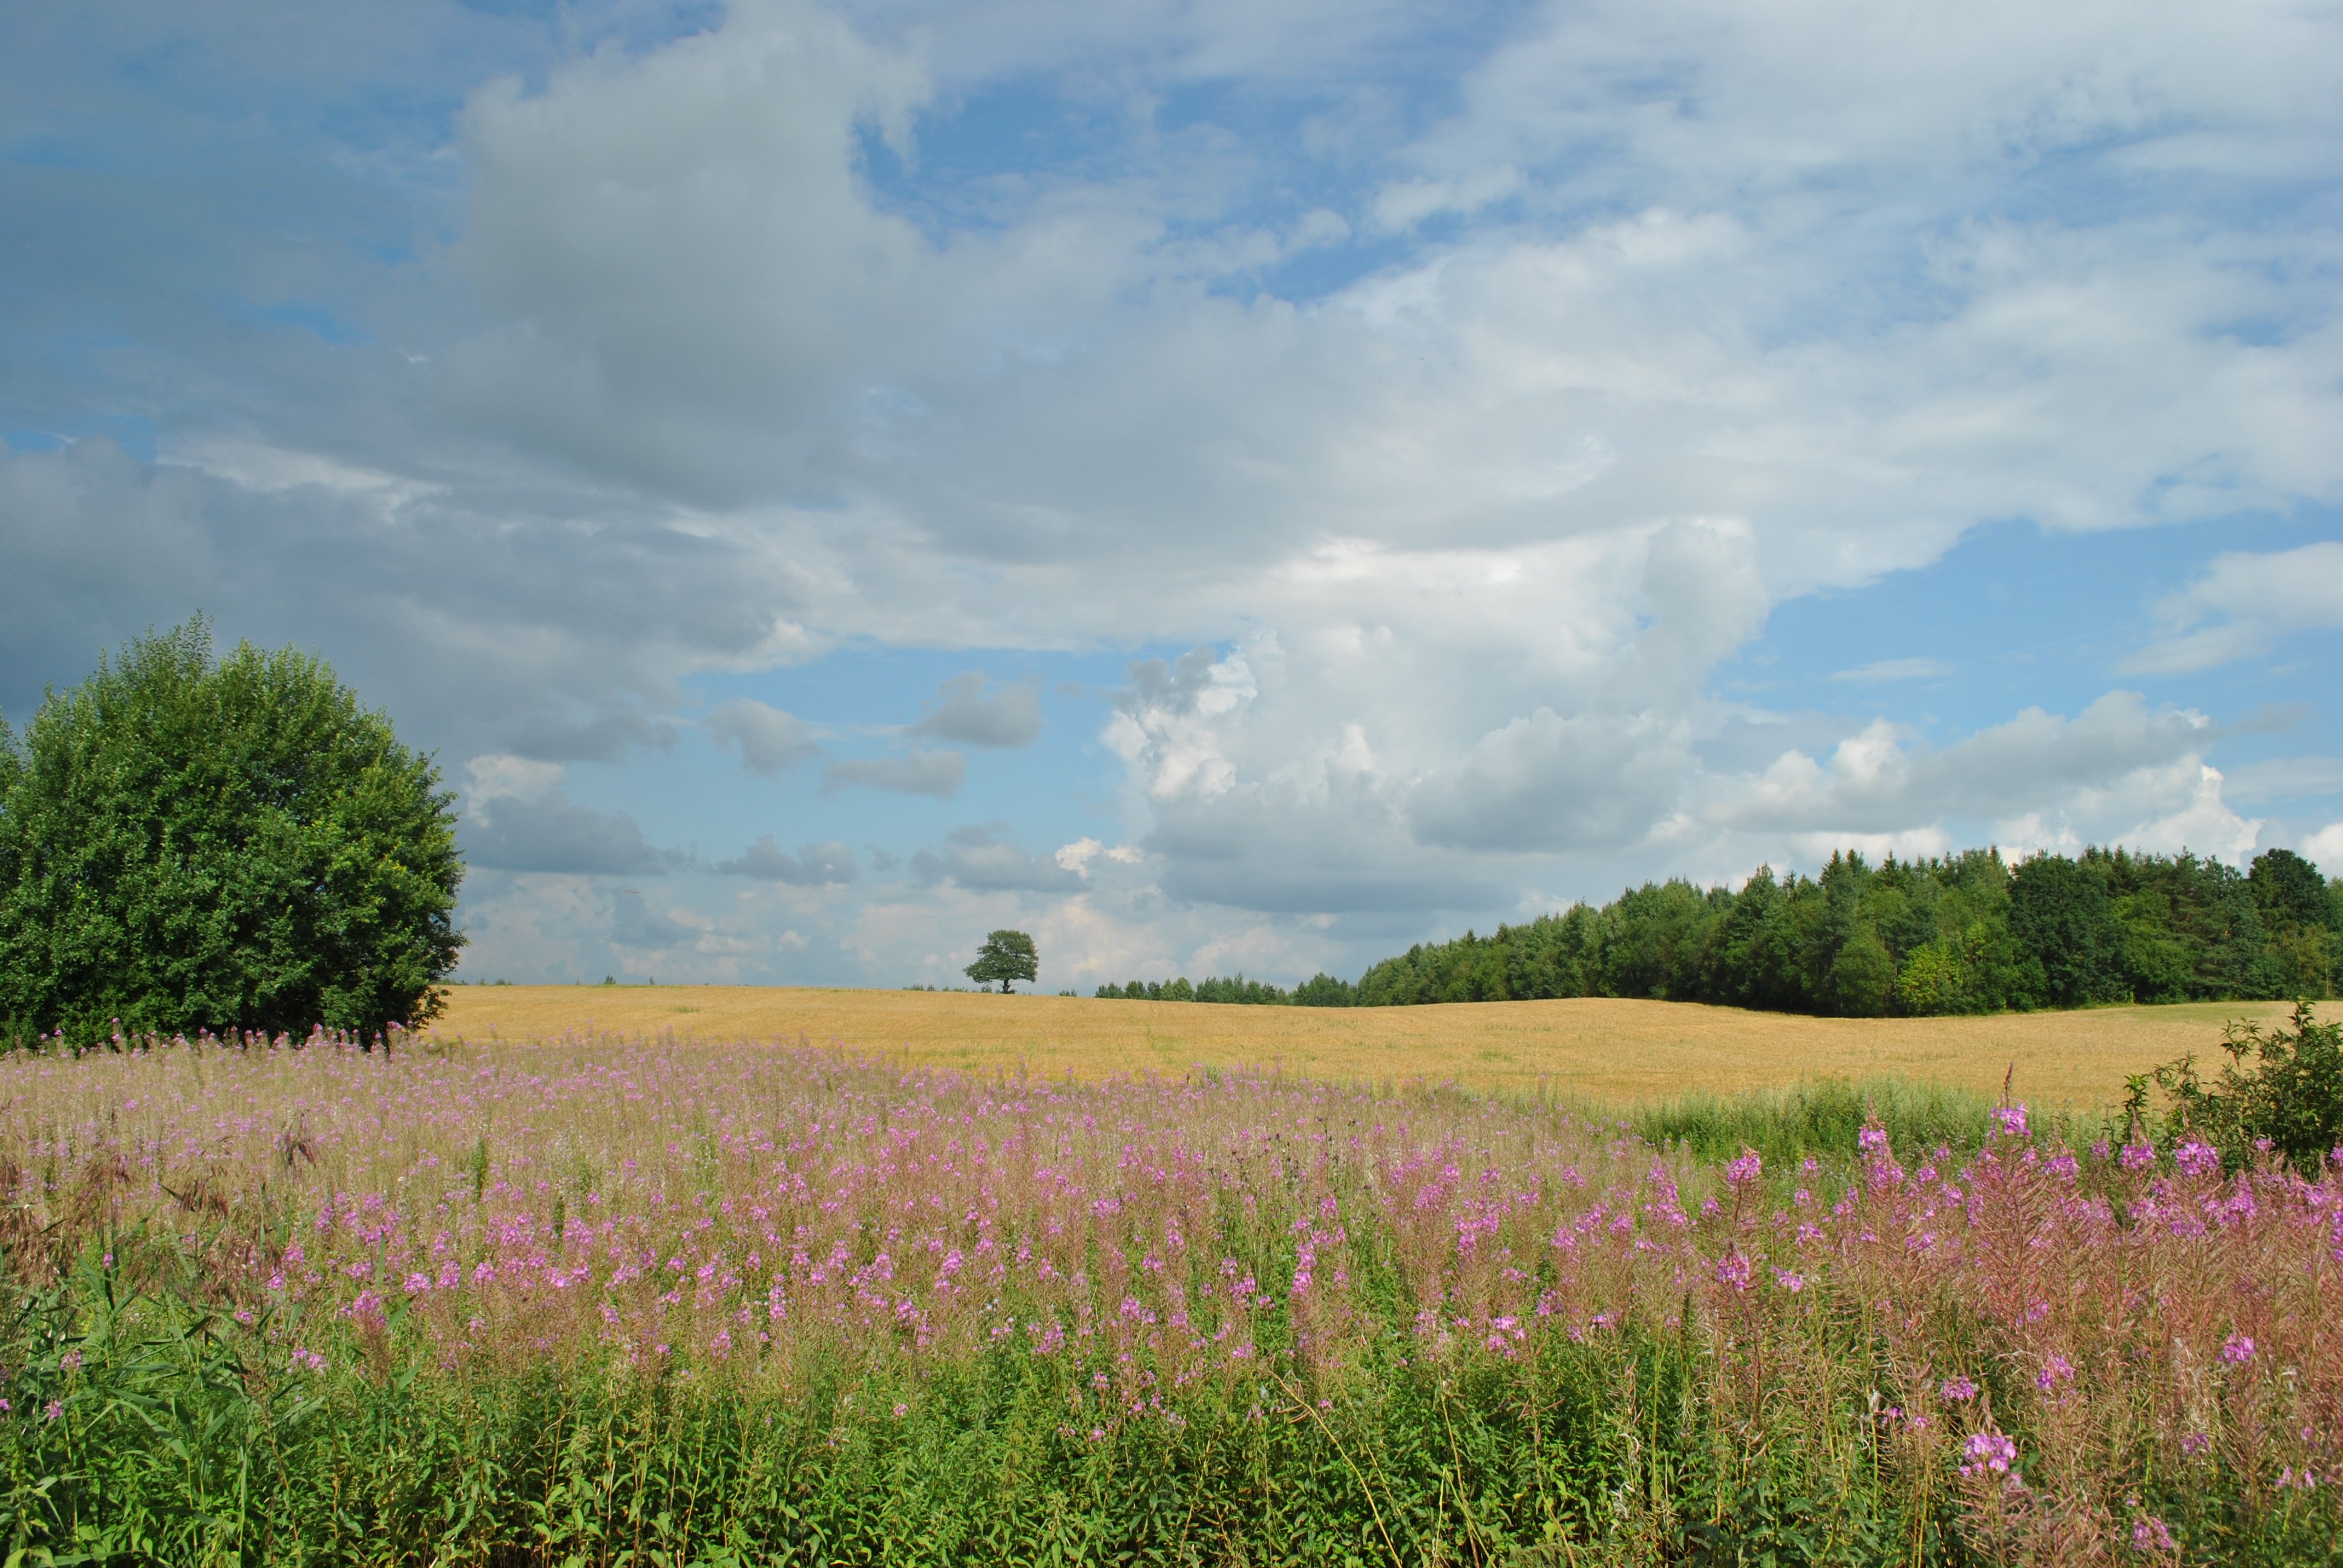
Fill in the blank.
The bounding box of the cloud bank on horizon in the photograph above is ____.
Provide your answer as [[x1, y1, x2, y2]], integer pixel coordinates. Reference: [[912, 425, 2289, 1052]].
[[2, 0, 2339, 989]]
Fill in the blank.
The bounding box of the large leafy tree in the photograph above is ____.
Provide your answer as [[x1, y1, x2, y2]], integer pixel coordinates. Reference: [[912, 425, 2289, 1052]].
[[965, 929, 1039, 993], [0, 620, 464, 1046]]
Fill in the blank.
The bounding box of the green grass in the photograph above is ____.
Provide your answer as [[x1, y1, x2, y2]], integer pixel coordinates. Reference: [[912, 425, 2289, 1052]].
[[0, 1263, 1916, 1566], [1621, 1074, 2062, 1167]]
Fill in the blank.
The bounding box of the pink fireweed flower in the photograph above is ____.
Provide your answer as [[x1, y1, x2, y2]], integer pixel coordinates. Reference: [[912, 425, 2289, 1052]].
[[1713, 1251, 1754, 1292], [1940, 1376, 1978, 1403], [2180, 1432, 2213, 1457], [2036, 1353, 2074, 1391], [1723, 1148, 1763, 1188], [2175, 1140, 2221, 1177], [1990, 1105, 2029, 1140], [1961, 1431, 2017, 1475], [2220, 1332, 2255, 1367], [2120, 1140, 2157, 1171], [1771, 1269, 1804, 1293], [1856, 1126, 1888, 1155], [57, 1351, 79, 1373], [44, 1400, 61, 1421]]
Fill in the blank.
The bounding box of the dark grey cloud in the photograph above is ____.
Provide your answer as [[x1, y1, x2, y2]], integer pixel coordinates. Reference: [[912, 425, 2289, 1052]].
[[909, 672, 1042, 748], [1116, 648, 1221, 719], [1144, 771, 1506, 915], [610, 887, 693, 948], [0, 439, 806, 768], [821, 749, 966, 797], [716, 835, 858, 885], [705, 699, 821, 774], [910, 823, 1083, 892], [461, 791, 684, 875]]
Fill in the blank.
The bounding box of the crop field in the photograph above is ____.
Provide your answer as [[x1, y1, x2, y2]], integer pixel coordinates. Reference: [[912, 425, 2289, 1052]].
[[1, 1017, 2336, 1564], [433, 984, 2291, 1108]]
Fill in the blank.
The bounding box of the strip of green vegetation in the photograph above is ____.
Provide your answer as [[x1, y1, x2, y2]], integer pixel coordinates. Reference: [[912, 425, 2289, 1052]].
[[6, 1253, 2331, 1567], [1101, 844, 2341, 1018]]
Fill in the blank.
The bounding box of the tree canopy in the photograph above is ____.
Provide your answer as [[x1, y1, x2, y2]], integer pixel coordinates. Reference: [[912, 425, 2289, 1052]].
[[966, 929, 1039, 993], [1096, 844, 2338, 1019], [0, 619, 464, 1046]]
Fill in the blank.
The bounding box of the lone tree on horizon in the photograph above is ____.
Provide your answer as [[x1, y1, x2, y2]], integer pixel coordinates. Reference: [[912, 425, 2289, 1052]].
[[965, 929, 1038, 993], [0, 618, 465, 1047]]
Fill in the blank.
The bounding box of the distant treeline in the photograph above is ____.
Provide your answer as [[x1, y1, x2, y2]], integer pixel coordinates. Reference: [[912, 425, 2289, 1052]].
[[1097, 846, 2341, 1018], [1094, 973, 1354, 1007]]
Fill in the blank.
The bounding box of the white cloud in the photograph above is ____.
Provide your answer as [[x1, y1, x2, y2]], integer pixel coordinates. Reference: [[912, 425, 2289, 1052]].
[[2301, 821, 2343, 868], [2125, 541, 2343, 674], [2223, 756, 2343, 805], [1829, 658, 1953, 684], [7, 0, 2342, 982], [465, 753, 565, 805], [1708, 692, 2218, 838]]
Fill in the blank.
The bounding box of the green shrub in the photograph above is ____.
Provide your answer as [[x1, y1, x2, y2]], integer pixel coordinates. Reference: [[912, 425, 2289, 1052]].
[[0, 618, 462, 1046], [2152, 1001, 2343, 1175]]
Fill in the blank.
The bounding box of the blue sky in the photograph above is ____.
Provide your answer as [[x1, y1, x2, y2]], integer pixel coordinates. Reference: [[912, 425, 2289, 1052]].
[[4, 0, 2340, 990]]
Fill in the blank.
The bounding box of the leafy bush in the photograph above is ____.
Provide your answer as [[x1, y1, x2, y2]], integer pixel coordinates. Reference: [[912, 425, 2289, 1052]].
[[2152, 1001, 2343, 1175], [0, 619, 462, 1046]]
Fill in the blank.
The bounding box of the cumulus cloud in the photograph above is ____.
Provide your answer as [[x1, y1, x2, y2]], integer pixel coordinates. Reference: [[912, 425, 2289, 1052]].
[[2125, 543, 2343, 674], [911, 825, 1086, 892], [1407, 708, 1687, 852], [1710, 693, 2216, 837], [821, 749, 966, 797], [909, 673, 1042, 748], [5, 0, 2341, 982], [704, 699, 821, 774], [716, 835, 858, 884], [2301, 822, 2343, 868], [463, 791, 686, 875], [465, 753, 564, 805]]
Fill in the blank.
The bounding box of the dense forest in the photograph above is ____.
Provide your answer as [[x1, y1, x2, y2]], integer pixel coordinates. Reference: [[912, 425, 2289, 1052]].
[[1095, 846, 2341, 1018]]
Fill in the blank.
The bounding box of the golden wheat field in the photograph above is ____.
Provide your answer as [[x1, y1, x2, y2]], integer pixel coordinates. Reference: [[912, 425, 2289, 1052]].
[[428, 985, 2291, 1109]]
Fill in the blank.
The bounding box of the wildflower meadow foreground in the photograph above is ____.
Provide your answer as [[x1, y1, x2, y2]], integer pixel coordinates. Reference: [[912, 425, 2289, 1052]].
[[0, 1033, 2336, 1565]]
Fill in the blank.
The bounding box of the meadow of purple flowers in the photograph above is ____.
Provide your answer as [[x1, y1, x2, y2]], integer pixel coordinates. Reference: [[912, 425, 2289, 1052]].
[[1, 1030, 2336, 1564]]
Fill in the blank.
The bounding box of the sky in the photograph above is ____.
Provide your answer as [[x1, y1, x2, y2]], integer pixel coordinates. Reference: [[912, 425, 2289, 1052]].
[[3, 0, 2341, 993]]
